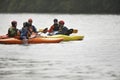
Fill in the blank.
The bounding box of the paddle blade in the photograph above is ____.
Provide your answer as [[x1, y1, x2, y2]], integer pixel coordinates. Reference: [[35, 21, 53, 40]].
[[38, 28, 48, 33], [38, 29, 44, 32], [73, 29, 78, 33]]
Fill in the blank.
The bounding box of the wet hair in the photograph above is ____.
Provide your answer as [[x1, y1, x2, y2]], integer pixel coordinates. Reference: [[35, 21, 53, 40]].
[[11, 21, 17, 27], [23, 22, 30, 27], [54, 19, 58, 22]]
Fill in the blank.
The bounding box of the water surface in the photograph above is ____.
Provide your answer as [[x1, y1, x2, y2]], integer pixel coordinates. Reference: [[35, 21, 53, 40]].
[[0, 14, 120, 80]]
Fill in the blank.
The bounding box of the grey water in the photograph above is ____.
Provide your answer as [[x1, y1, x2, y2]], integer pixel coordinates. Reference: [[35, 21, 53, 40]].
[[0, 14, 120, 80]]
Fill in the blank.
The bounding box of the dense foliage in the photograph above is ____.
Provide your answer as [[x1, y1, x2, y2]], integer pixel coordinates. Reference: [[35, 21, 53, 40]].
[[0, 0, 120, 14]]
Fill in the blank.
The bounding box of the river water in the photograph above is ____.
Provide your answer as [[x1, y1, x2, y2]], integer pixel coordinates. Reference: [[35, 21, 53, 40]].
[[0, 14, 120, 80]]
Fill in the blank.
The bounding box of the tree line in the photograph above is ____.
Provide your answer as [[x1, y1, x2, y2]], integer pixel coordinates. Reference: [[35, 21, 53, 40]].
[[0, 0, 120, 14]]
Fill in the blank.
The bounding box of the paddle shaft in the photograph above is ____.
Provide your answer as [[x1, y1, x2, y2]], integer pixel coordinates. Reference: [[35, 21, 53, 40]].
[[38, 28, 78, 33]]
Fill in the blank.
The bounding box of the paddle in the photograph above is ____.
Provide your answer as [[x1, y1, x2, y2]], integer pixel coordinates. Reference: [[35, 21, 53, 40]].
[[73, 29, 78, 33], [38, 28, 78, 33]]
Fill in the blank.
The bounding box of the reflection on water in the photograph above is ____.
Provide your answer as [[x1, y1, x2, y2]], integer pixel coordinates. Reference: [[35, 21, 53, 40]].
[[0, 14, 120, 80]]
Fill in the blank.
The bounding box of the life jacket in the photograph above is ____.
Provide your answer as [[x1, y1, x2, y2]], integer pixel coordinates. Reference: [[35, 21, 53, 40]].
[[48, 24, 59, 33], [32, 25, 37, 33], [57, 26, 68, 35], [53, 24, 59, 31], [8, 27, 18, 37], [20, 27, 31, 39]]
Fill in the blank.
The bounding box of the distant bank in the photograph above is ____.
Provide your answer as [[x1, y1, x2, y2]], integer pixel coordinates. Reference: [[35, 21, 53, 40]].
[[0, 0, 120, 14]]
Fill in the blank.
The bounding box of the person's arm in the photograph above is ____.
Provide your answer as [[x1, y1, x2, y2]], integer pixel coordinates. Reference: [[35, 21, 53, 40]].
[[16, 29, 20, 36], [48, 25, 54, 33], [61, 27, 68, 34], [32, 25, 37, 33]]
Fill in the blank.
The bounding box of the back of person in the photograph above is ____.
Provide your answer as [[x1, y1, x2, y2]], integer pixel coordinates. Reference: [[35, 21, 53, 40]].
[[56, 20, 73, 35], [56, 20, 67, 35], [7, 21, 20, 37], [8, 27, 18, 37], [20, 22, 31, 39]]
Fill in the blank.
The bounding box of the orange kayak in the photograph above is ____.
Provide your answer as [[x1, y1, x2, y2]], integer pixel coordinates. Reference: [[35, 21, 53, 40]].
[[0, 37, 63, 44]]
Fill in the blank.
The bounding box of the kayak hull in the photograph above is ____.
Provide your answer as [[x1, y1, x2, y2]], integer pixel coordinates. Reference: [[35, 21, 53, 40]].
[[0, 37, 63, 44], [48, 35, 84, 41]]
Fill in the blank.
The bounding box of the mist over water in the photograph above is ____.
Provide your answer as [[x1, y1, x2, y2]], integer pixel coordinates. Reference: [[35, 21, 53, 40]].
[[0, 14, 120, 80]]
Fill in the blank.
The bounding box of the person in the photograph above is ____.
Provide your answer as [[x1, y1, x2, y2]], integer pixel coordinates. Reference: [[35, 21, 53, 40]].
[[20, 22, 31, 40], [7, 21, 20, 38], [56, 20, 73, 35], [48, 18, 59, 35], [28, 18, 37, 34]]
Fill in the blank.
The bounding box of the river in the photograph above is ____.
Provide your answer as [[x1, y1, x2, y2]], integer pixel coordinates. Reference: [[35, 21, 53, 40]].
[[0, 14, 120, 80]]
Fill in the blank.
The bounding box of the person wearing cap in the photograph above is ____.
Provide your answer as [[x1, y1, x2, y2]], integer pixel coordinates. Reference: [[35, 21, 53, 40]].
[[48, 18, 59, 35], [7, 21, 20, 37], [56, 20, 73, 35]]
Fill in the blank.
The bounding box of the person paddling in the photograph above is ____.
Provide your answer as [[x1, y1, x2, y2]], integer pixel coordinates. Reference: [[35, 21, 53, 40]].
[[48, 18, 59, 35], [28, 18, 37, 33], [28, 18, 38, 38], [56, 20, 73, 35]]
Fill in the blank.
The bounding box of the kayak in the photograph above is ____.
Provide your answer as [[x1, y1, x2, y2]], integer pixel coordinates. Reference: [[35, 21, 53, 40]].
[[48, 34, 84, 41], [0, 37, 63, 44]]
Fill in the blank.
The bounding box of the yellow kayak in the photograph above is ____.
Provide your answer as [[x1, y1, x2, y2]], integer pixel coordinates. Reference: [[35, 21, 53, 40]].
[[48, 34, 84, 41]]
